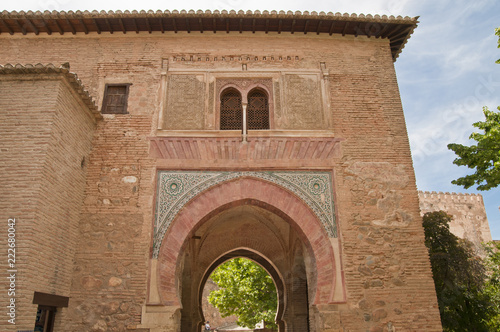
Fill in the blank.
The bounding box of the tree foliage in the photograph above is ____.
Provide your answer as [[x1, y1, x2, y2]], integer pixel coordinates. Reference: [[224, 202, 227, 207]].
[[496, 27, 500, 64], [447, 28, 500, 190], [483, 241, 500, 330], [422, 211, 497, 331], [208, 258, 278, 330], [447, 106, 500, 190]]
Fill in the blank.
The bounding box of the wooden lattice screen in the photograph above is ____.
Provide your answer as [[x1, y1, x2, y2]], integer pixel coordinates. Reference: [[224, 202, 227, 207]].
[[247, 89, 269, 130], [101, 84, 131, 114], [220, 89, 243, 130]]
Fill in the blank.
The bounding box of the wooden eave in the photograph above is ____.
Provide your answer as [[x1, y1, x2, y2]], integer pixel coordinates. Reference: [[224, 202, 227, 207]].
[[0, 10, 419, 61]]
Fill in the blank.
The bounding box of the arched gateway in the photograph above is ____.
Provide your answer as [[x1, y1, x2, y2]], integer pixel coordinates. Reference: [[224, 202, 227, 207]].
[[144, 171, 346, 331]]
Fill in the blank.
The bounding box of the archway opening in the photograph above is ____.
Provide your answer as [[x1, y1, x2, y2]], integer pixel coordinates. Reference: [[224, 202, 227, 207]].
[[202, 256, 278, 331], [175, 203, 314, 332]]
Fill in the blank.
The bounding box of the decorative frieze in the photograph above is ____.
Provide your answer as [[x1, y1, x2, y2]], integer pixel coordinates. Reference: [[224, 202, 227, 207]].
[[153, 170, 337, 258], [149, 135, 342, 160], [170, 54, 302, 63]]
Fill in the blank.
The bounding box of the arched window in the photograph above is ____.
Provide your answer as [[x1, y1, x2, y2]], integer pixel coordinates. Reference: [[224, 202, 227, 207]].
[[220, 88, 243, 130], [247, 89, 269, 130]]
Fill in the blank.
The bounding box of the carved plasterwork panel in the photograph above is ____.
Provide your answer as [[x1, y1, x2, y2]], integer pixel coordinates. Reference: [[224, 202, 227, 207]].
[[273, 80, 283, 127], [216, 78, 273, 101], [153, 170, 337, 258], [164, 74, 206, 129], [283, 74, 325, 129]]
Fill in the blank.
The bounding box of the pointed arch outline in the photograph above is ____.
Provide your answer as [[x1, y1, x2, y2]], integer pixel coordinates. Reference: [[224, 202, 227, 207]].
[[153, 170, 338, 258], [198, 248, 287, 331], [154, 174, 344, 306]]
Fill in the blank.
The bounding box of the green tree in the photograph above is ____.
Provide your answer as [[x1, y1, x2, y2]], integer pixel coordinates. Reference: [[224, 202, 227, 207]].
[[208, 258, 278, 330], [447, 28, 500, 190], [483, 241, 500, 330], [447, 107, 500, 190], [422, 211, 495, 331], [496, 27, 500, 64]]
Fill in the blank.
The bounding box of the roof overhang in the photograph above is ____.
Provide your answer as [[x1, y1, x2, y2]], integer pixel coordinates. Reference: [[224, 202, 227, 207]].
[[0, 63, 99, 118], [0, 10, 418, 61]]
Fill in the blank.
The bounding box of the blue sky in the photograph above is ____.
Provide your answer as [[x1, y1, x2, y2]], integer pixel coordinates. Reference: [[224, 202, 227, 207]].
[[4, 0, 499, 239]]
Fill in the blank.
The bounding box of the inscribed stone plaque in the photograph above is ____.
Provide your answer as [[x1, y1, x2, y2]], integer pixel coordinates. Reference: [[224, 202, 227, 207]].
[[164, 74, 205, 129], [284, 74, 325, 129]]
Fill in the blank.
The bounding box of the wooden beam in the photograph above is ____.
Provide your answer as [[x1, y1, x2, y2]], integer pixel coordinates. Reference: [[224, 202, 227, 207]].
[[388, 26, 412, 40], [65, 18, 76, 34], [304, 20, 309, 34], [13, 19, 26, 35], [226, 18, 229, 33], [213, 18, 216, 33], [41, 18, 52, 35], [365, 23, 373, 38], [145, 18, 152, 33], [199, 18, 203, 33], [291, 19, 296, 34], [278, 19, 282, 34], [354, 23, 360, 37], [185, 18, 190, 33], [33, 292, 69, 308], [158, 17, 165, 33], [384, 24, 403, 39], [376, 23, 390, 38], [79, 19, 88, 34], [252, 18, 256, 33], [391, 35, 408, 43], [329, 21, 335, 35], [239, 18, 242, 33], [104, 18, 113, 33], [92, 18, 101, 34], [118, 18, 126, 34], [159, 18, 165, 33], [265, 19, 269, 34], [341, 21, 349, 36], [24, 18, 39, 35], [0, 19, 13, 35], [131, 18, 139, 33], [316, 20, 322, 35], [173, 18, 177, 33]]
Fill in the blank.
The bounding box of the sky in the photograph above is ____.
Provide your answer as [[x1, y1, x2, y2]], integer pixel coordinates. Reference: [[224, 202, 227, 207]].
[[3, 0, 499, 239]]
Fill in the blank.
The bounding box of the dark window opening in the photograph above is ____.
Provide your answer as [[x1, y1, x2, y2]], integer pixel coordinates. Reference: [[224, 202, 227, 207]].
[[101, 84, 131, 114], [247, 89, 269, 130], [32, 291, 69, 332], [220, 88, 243, 130], [34, 305, 56, 332]]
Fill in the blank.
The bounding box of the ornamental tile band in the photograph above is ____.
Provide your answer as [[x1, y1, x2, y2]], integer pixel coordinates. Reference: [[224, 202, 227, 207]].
[[153, 170, 337, 258]]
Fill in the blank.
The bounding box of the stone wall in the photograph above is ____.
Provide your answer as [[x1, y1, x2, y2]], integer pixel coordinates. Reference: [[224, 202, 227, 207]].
[[418, 191, 493, 253]]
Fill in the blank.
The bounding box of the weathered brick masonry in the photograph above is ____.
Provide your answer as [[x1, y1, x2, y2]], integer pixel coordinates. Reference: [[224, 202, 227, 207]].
[[0, 10, 442, 332], [0, 65, 100, 329]]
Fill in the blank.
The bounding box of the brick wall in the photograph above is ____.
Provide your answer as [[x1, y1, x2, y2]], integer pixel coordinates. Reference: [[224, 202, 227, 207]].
[[0, 71, 98, 330], [0, 30, 442, 331]]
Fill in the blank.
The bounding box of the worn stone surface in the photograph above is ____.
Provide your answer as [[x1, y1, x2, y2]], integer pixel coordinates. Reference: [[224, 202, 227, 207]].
[[419, 191, 493, 254]]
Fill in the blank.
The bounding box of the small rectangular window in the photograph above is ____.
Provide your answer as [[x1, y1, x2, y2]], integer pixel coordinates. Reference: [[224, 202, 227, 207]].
[[101, 84, 131, 114]]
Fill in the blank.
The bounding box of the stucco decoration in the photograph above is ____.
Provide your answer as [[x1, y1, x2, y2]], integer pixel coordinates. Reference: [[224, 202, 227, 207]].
[[164, 74, 206, 129], [283, 74, 325, 129], [153, 170, 337, 258]]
